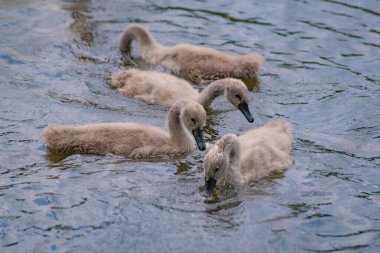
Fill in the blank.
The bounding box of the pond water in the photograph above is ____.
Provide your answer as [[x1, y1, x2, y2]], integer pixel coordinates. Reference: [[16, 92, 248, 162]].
[[1, 0, 379, 252]]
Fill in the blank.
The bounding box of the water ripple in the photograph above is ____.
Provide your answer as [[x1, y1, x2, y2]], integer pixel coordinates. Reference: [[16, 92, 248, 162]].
[[296, 138, 380, 161], [304, 244, 369, 252], [22, 222, 114, 232], [298, 20, 363, 39], [1, 0, 380, 252], [322, 0, 380, 17], [316, 229, 380, 238], [153, 5, 273, 26]]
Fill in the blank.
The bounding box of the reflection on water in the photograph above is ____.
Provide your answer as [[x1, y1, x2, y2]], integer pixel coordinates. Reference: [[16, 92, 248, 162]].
[[0, 0, 380, 252], [62, 0, 95, 46], [241, 76, 261, 92]]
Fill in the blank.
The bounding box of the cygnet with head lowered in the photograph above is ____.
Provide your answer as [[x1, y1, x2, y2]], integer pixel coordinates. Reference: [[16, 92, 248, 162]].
[[119, 24, 264, 84], [43, 100, 207, 158], [203, 120, 293, 196]]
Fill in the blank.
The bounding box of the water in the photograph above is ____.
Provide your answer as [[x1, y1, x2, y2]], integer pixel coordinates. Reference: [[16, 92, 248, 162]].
[[1, 0, 379, 252]]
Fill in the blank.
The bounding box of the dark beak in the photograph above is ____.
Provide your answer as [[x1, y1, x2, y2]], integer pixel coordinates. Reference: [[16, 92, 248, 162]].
[[192, 127, 206, 151], [204, 177, 217, 197], [238, 101, 254, 123]]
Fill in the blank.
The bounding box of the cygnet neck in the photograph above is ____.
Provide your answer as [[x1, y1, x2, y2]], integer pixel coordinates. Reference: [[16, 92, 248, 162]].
[[119, 25, 167, 65], [167, 101, 194, 150], [223, 136, 245, 184], [197, 79, 228, 107]]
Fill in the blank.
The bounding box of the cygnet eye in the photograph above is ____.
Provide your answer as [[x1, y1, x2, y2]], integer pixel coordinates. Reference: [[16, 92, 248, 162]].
[[191, 118, 196, 123], [235, 94, 241, 100], [214, 167, 219, 173]]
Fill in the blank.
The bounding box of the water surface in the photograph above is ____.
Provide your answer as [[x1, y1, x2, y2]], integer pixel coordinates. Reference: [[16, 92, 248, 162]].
[[0, 0, 379, 252]]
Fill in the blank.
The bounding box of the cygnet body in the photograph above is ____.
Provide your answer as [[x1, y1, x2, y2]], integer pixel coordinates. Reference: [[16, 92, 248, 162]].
[[119, 24, 264, 83], [43, 100, 207, 158], [203, 120, 293, 195], [111, 69, 254, 122]]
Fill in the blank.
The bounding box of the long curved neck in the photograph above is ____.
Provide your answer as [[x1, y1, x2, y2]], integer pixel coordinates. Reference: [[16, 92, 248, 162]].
[[119, 25, 166, 64], [197, 80, 226, 107], [224, 138, 245, 184], [167, 101, 194, 150]]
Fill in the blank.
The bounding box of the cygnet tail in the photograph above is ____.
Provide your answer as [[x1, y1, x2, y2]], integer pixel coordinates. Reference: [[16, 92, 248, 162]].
[[230, 53, 264, 80], [119, 24, 159, 53], [240, 53, 265, 72], [267, 120, 292, 139]]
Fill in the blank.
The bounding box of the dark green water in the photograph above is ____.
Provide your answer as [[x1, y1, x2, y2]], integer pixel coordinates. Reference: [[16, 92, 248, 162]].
[[0, 0, 379, 252]]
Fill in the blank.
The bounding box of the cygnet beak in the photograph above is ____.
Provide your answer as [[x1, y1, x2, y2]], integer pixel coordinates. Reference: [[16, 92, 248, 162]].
[[204, 177, 217, 197], [192, 127, 206, 151], [238, 101, 254, 123]]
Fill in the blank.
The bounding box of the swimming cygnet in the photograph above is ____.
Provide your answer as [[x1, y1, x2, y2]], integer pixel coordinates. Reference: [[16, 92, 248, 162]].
[[111, 69, 254, 122], [43, 100, 207, 158], [203, 120, 293, 196], [118, 24, 264, 83]]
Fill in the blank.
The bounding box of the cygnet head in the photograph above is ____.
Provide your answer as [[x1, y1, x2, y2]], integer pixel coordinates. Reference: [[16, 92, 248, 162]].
[[224, 79, 254, 123], [181, 100, 207, 151], [203, 134, 239, 196]]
